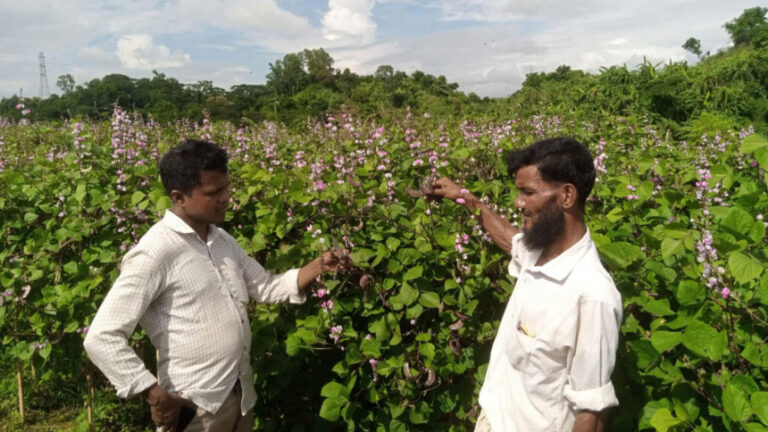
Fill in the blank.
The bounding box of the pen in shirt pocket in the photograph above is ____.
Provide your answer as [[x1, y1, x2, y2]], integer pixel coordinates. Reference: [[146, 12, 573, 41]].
[[517, 322, 536, 338]]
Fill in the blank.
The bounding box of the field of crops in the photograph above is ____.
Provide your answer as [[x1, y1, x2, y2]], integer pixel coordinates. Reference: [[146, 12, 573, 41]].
[[1, 106, 767, 431]]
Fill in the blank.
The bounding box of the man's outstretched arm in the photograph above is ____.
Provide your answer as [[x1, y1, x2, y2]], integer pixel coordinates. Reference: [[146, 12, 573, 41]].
[[431, 177, 519, 255]]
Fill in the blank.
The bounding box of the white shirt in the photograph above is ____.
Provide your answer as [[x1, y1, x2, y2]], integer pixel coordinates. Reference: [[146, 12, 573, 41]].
[[84, 210, 304, 415], [478, 229, 622, 432]]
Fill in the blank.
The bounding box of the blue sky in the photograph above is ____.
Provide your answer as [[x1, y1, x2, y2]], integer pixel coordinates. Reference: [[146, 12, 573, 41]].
[[0, 0, 759, 99]]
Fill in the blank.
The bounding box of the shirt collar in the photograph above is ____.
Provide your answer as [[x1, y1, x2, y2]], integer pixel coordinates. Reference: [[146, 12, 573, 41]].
[[162, 210, 219, 243], [527, 228, 593, 282]]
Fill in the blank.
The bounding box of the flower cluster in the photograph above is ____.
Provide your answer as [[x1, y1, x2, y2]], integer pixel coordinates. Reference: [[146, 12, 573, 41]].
[[0, 290, 13, 306], [454, 233, 470, 255], [593, 140, 607, 181], [329, 325, 343, 343], [626, 184, 639, 201]]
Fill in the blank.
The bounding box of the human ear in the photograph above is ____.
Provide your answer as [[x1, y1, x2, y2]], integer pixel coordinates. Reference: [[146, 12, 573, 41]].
[[560, 184, 578, 209], [170, 190, 186, 206]]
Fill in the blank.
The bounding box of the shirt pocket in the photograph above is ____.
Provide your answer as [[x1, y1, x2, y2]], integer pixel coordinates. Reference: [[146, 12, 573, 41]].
[[505, 318, 540, 372]]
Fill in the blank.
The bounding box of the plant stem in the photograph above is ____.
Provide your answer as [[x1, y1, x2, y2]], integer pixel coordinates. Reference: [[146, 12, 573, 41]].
[[16, 362, 25, 423]]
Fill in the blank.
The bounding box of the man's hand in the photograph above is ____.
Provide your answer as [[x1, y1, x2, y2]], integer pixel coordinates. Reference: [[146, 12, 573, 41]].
[[321, 248, 351, 273], [144, 384, 195, 432], [431, 177, 475, 205]]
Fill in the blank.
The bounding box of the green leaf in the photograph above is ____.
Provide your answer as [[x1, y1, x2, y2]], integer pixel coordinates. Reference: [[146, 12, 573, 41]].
[[660, 238, 684, 260], [755, 147, 768, 171], [74, 183, 87, 203], [408, 401, 431, 424], [250, 233, 267, 253], [400, 283, 419, 306], [285, 334, 302, 356], [728, 252, 764, 283], [419, 343, 436, 359], [650, 331, 683, 352], [676, 280, 705, 305], [38, 343, 52, 360], [386, 237, 401, 251], [351, 248, 375, 266], [742, 342, 768, 367], [131, 191, 146, 206], [403, 265, 423, 281], [650, 408, 683, 432], [155, 196, 172, 212], [24, 212, 39, 223], [682, 320, 726, 361], [418, 291, 441, 308], [723, 380, 752, 422], [745, 424, 768, 432], [749, 221, 766, 245], [741, 134, 768, 154], [752, 392, 768, 426], [63, 261, 79, 275], [643, 298, 675, 316], [597, 242, 644, 269], [360, 338, 382, 358], [758, 272, 768, 306], [629, 339, 660, 369], [721, 207, 756, 237], [319, 398, 343, 422], [321, 381, 350, 399]]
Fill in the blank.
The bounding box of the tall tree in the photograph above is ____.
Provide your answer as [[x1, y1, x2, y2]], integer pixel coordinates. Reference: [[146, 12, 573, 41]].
[[682, 37, 703, 57], [303, 48, 335, 87], [267, 53, 308, 96], [724, 7, 768, 46], [56, 74, 75, 95]]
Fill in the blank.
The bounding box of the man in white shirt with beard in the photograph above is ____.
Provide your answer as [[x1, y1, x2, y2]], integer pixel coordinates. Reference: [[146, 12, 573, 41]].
[[85, 139, 347, 432], [431, 137, 622, 432]]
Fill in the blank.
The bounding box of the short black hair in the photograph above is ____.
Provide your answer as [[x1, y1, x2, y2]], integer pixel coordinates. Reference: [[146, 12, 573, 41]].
[[159, 139, 228, 195], [505, 137, 596, 208]]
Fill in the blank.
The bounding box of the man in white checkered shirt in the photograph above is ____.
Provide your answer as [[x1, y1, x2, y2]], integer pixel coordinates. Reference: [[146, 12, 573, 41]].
[[84, 139, 347, 432]]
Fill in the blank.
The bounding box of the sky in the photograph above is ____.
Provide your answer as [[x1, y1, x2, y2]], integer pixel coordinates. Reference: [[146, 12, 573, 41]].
[[0, 0, 759, 99]]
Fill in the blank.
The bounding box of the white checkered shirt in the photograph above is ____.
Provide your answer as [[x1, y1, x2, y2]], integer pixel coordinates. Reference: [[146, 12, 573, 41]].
[[84, 210, 304, 415]]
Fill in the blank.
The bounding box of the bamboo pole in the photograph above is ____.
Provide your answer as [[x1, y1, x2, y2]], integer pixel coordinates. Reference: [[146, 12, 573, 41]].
[[86, 363, 94, 432], [16, 362, 25, 423]]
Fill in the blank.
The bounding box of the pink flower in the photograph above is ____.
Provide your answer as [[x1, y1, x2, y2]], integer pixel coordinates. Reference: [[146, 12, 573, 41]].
[[456, 198, 466, 204], [369, 358, 378, 371], [317, 288, 327, 298], [321, 299, 334, 312], [329, 325, 343, 343], [721, 287, 731, 299]]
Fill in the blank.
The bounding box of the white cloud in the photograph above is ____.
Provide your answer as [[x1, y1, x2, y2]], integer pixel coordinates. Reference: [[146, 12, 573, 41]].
[[117, 34, 191, 69], [439, 0, 599, 22], [199, 44, 236, 51], [605, 38, 628, 47], [323, 0, 377, 43], [79, 46, 119, 64], [330, 42, 401, 72]]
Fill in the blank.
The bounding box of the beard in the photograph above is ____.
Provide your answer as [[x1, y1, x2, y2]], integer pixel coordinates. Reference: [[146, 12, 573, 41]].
[[521, 196, 565, 250]]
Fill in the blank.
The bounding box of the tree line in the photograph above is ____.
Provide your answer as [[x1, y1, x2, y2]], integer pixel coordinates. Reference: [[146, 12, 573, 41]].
[[1, 7, 766, 136]]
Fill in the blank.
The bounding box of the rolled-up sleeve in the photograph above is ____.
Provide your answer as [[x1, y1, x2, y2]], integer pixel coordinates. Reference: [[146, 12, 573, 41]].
[[83, 250, 163, 398], [240, 250, 305, 304], [563, 298, 620, 412]]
